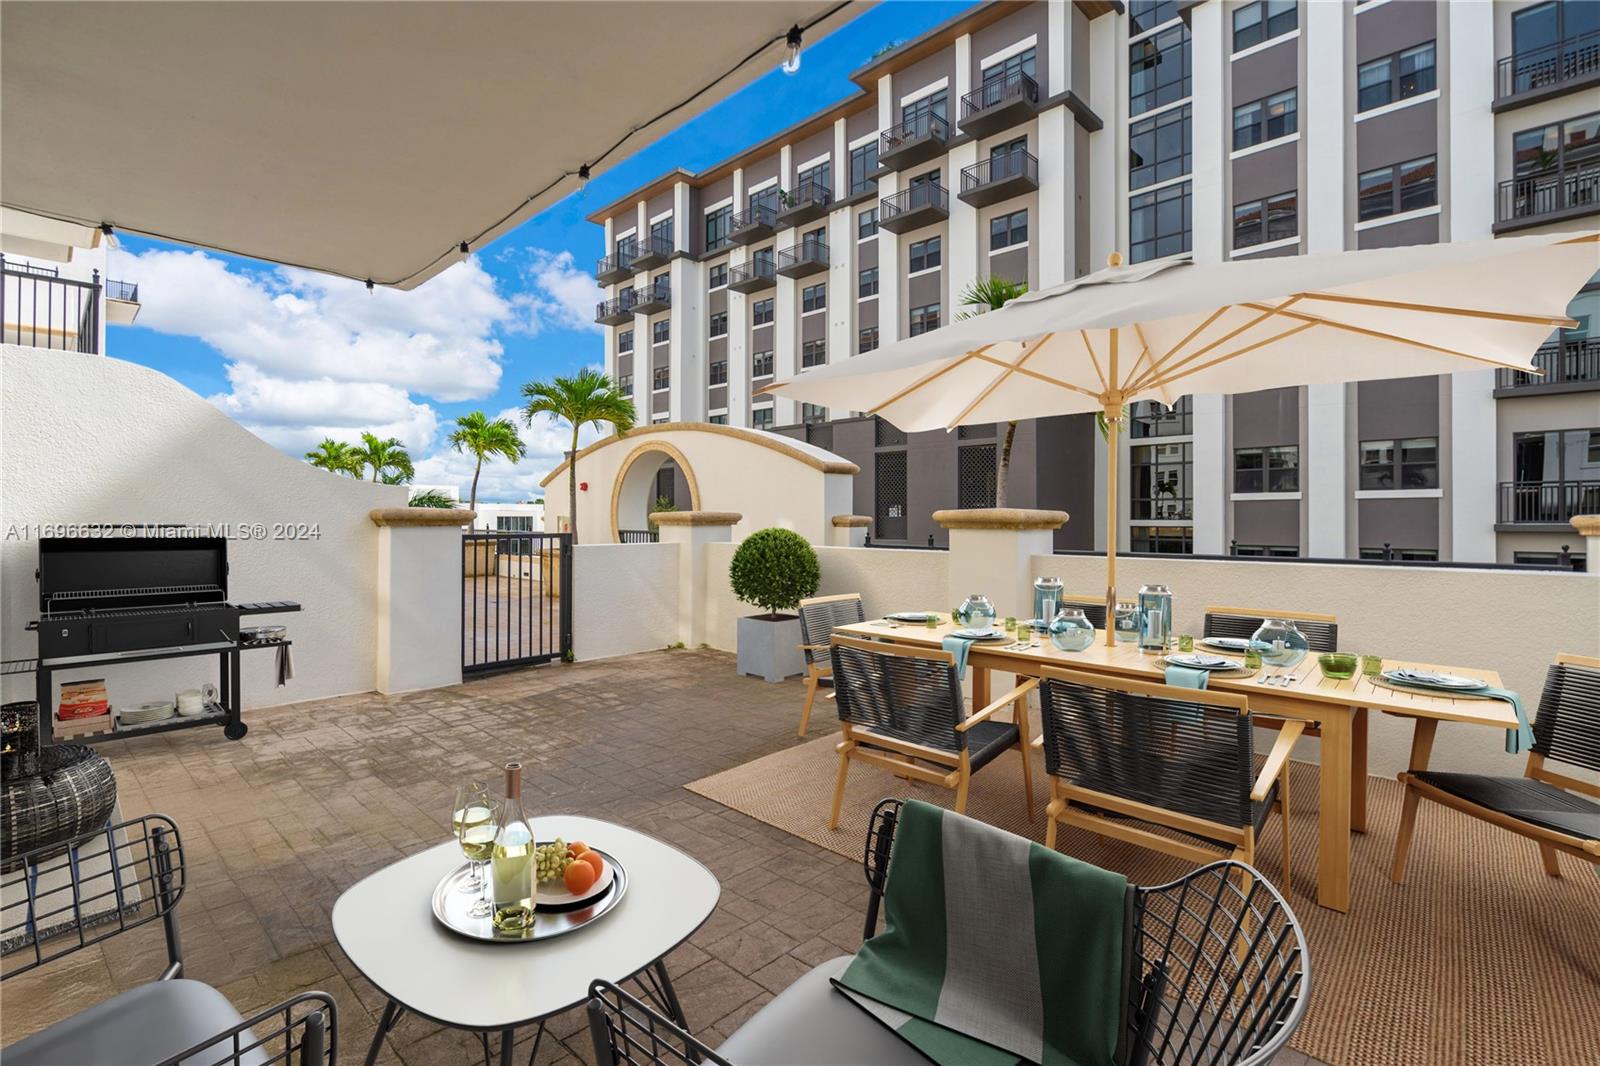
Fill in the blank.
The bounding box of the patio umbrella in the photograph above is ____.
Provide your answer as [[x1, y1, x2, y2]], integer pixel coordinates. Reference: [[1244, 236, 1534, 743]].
[[760, 230, 1600, 643]]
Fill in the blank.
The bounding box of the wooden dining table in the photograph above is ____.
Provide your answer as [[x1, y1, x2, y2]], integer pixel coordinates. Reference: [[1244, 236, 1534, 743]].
[[832, 617, 1522, 912]]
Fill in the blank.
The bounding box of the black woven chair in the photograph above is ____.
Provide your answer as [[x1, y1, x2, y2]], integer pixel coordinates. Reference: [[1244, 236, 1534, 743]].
[[1035, 668, 1302, 880], [587, 799, 1309, 1066], [1202, 605, 1338, 653], [828, 635, 1038, 827], [795, 593, 865, 737], [1392, 653, 1600, 881], [1, 815, 336, 1066]]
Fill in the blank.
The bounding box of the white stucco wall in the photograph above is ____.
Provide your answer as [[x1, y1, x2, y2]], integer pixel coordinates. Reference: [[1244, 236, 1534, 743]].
[[0, 347, 406, 711], [571, 543, 679, 660]]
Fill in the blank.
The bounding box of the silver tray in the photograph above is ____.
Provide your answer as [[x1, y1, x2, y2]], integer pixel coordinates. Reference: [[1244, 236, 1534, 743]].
[[431, 847, 627, 943]]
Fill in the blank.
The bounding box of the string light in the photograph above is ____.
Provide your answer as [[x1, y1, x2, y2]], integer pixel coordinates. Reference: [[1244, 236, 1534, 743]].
[[578, 164, 591, 192], [782, 25, 803, 75], [459, 241, 470, 255]]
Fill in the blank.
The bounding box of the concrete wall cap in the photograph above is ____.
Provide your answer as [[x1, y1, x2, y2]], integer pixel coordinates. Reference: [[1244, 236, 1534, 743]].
[[540, 423, 858, 488], [831, 515, 872, 528], [651, 510, 743, 527], [369, 507, 476, 527], [1571, 514, 1600, 536], [933, 508, 1070, 531]]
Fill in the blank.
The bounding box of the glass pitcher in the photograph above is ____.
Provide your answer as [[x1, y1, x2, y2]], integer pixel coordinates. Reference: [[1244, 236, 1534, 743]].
[[957, 594, 997, 630], [1251, 618, 1309, 669], [1048, 607, 1095, 652]]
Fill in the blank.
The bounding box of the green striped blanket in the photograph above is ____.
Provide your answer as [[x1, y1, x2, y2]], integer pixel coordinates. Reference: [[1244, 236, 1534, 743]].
[[833, 800, 1130, 1066]]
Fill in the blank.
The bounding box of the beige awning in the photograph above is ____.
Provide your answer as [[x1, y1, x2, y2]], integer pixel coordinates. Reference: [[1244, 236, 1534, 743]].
[[0, 1, 862, 289]]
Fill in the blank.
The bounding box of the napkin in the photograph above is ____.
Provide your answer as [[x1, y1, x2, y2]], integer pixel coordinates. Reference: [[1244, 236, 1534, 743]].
[[941, 635, 973, 679], [1164, 665, 1210, 690]]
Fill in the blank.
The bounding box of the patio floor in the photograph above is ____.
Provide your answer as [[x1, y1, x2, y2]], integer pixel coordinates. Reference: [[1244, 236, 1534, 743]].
[[0, 649, 1336, 1065]]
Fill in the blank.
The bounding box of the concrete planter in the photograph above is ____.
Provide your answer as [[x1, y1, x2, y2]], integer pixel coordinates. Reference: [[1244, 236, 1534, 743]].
[[736, 614, 804, 683]]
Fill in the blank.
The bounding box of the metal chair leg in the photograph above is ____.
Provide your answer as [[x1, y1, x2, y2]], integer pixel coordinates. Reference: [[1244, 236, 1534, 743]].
[[364, 999, 401, 1066]]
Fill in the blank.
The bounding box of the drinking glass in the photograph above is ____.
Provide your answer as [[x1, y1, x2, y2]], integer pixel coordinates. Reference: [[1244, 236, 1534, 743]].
[[1003, 616, 1017, 633], [1244, 648, 1263, 671], [1361, 654, 1383, 678], [924, 614, 938, 629], [453, 782, 497, 918], [1177, 634, 1194, 652]]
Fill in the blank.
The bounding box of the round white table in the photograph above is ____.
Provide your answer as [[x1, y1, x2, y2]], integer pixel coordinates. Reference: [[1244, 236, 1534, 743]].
[[332, 814, 720, 1066]]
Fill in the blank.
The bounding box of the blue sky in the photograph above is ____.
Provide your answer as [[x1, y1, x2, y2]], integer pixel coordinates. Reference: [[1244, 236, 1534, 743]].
[[104, 1, 975, 502]]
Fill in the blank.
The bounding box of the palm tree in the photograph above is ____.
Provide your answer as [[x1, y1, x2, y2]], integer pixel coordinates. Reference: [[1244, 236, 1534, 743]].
[[305, 438, 362, 477], [352, 431, 415, 484], [956, 276, 1029, 508], [449, 411, 526, 515], [521, 368, 636, 544]]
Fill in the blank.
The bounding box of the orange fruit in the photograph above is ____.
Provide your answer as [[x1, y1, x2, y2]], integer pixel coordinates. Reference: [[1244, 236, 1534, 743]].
[[563, 859, 597, 895], [577, 850, 604, 880], [568, 841, 589, 859]]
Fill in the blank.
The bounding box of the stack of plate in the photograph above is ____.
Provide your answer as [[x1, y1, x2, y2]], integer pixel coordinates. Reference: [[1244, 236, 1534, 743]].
[[120, 701, 176, 727], [1165, 652, 1237, 671], [1381, 668, 1487, 691], [1200, 637, 1269, 653]]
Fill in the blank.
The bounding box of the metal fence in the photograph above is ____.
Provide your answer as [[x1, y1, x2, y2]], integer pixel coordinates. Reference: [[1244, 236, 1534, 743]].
[[618, 529, 659, 544], [1, 255, 100, 353], [1497, 480, 1600, 526], [462, 531, 571, 674]]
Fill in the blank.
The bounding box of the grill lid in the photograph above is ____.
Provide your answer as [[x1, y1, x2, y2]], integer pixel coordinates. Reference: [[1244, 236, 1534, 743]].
[[37, 536, 228, 613]]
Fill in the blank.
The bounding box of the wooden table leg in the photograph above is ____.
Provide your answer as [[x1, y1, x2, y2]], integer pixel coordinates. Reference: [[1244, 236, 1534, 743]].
[[1315, 708, 1353, 912], [971, 664, 991, 710], [1391, 718, 1439, 883], [1350, 708, 1368, 833]]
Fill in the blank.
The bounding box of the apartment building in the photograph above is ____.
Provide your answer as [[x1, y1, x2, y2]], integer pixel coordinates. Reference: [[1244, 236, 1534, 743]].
[[591, 0, 1598, 565], [2, 213, 141, 354]]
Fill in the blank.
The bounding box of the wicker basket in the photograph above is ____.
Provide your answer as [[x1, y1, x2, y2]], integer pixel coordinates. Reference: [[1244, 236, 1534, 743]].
[[1, 744, 117, 867]]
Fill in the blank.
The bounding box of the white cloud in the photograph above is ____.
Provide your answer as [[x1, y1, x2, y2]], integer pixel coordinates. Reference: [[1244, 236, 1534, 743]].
[[208, 364, 439, 455], [411, 407, 609, 504], [500, 248, 603, 336]]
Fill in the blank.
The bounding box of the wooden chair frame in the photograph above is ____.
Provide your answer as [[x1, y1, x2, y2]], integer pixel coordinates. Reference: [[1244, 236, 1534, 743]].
[[1033, 666, 1304, 880], [795, 593, 862, 737], [827, 635, 1039, 828], [1391, 652, 1600, 882]]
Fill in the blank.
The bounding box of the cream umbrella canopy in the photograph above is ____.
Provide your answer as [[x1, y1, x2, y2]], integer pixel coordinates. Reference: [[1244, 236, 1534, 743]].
[[760, 230, 1600, 644]]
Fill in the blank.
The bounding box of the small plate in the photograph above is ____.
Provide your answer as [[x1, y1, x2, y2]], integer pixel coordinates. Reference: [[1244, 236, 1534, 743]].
[[950, 627, 1008, 642], [1200, 637, 1267, 652], [1383, 669, 1487, 691], [884, 612, 937, 623], [536, 852, 616, 908], [1165, 653, 1236, 671]]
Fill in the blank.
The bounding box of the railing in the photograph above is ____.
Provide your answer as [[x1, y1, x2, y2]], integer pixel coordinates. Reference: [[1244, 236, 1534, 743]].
[[864, 532, 946, 550], [596, 241, 636, 277], [776, 240, 829, 272], [729, 258, 776, 288], [731, 202, 777, 231], [634, 234, 674, 261], [1496, 30, 1600, 99], [880, 111, 950, 155], [594, 290, 638, 320], [618, 529, 659, 544], [104, 279, 139, 302], [961, 150, 1039, 192], [881, 182, 949, 221], [638, 278, 671, 306], [1051, 546, 1582, 572], [0, 255, 101, 354], [1497, 480, 1600, 525], [780, 179, 832, 215], [1496, 161, 1600, 224], [961, 70, 1039, 119], [1496, 338, 1600, 390]]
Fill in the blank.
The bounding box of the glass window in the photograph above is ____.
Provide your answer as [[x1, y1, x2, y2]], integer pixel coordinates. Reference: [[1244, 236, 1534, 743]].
[[1234, 445, 1300, 492], [850, 142, 879, 195], [909, 303, 941, 336], [1130, 396, 1192, 438], [1398, 157, 1437, 212], [1358, 42, 1435, 113], [1129, 181, 1191, 263], [859, 326, 879, 353], [1129, 24, 1190, 115], [708, 311, 727, 337], [796, 161, 831, 195], [1129, 105, 1191, 190], [708, 360, 727, 385], [1359, 439, 1395, 489], [1131, 440, 1193, 520], [652, 320, 670, 345], [704, 205, 732, 251], [708, 413, 728, 425], [909, 236, 942, 272], [802, 283, 826, 313], [982, 46, 1036, 86], [1232, 0, 1296, 52], [618, 373, 633, 396], [859, 267, 879, 298], [1233, 190, 1297, 249], [802, 339, 827, 368], [1357, 56, 1393, 112], [618, 329, 633, 353], [752, 350, 774, 377], [989, 137, 1029, 178], [1130, 527, 1193, 554], [751, 405, 774, 430], [1358, 156, 1435, 220], [858, 207, 879, 239], [900, 91, 948, 135], [990, 210, 1028, 250], [652, 367, 670, 391], [650, 218, 673, 246], [1233, 89, 1296, 150], [1360, 436, 1439, 489], [752, 298, 774, 326], [802, 402, 828, 425], [1129, 0, 1179, 36], [708, 263, 727, 289]]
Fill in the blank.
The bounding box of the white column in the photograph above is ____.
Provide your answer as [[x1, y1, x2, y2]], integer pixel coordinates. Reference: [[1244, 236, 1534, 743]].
[[875, 74, 901, 344], [1037, 108, 1072, 288], [669, 256, 704, 423], [949, 33, 980, 299], [773, 144, 798, 425], [1047, 0, 1068, 96], [1188, 0, 1227, 555], [652, 512, 740, 648], [372, 510, 466, 694], [728, 168, 749, 427], [602, 218, 618, 382], [1445, 0, 1498, 562], [1086, 10, 1119, 266], [828, 118, 853, 391]]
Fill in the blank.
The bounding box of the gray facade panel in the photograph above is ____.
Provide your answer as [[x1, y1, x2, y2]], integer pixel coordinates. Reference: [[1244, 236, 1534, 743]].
[[834, 417, 876, 519], [1236, 242, 1300, 259], [989, 248, 1028, 286], [801, 308, 827, 342], [858, 296, 879, 332], [858, 229, 879, 270], [652, 345, 670, 371], [743, 155, 780, 195], [1231, 140, 1298, 207], [709, 336, 727, 359], [971, 4, 1050, 89], [1233, 500, 1301, 549], [1033, 414, 1098, 550], [1357, 497, 1440, 551], [1355, 0, 1438, 64], [708, 287, 727, 314], [652, 389, 669, 416], [907, 269, 942, 312], [1232, 387, 1299, 448], [791, 128, 836, 186], [1357, 376, 1440, 439], [1354, 99, 1438, 172], [1356, 214, 1439, 249], [846, 106, 877, 143], [894, 51, 958, 124], [1230, 37, 1298, 105], [708, 384, 728, 411]]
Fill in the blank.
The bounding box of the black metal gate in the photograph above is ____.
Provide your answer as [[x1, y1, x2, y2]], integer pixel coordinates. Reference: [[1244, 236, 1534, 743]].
[[462, 531, 571, 674]]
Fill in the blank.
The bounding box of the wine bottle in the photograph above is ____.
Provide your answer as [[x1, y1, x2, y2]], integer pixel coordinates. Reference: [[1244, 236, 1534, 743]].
[[490, 761, 536, 932]]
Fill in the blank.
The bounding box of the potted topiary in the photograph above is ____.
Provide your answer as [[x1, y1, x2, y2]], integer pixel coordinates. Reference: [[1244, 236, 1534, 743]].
[[729, 527, 820, 682]]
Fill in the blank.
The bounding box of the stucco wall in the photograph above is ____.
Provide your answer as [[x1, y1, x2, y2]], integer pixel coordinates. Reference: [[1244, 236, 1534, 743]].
[[0, 346, 405, 711], [571, 542, 679, 660]]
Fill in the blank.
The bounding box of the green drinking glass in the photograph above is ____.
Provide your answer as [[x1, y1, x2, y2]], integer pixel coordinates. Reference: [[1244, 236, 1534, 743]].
[[1361, 654, 1383, 678], [1244, 648, 1263, 671], [1177, 634, 1194, 652]]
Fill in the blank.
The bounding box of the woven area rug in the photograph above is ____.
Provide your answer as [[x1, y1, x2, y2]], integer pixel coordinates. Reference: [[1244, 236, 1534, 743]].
[[686, 734, 1600, 1066]]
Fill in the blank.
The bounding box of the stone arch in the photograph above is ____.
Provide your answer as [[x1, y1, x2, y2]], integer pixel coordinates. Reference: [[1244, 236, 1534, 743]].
[[610, 440, 701, 542]]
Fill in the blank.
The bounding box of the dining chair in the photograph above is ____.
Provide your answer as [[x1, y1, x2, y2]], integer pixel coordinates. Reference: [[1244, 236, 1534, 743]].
[[827, 635, 1038, 827], [1202, 605, 1339, 653], [1391, 652, 1600, 882], [1034, 667, 1303, 881], [795, 593, 865, 737], [1055, 594, 1108, 630]]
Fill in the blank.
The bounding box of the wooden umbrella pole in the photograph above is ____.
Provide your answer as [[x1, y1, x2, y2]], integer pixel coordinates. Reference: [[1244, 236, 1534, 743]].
[[1104, 402, 1119, 646]]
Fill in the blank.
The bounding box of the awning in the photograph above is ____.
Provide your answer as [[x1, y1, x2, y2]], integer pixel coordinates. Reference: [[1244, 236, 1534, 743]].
[[0, 1, 860, 288]]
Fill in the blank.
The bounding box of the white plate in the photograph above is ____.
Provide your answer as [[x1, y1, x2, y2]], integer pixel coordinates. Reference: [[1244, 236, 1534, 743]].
[[885, 612, 937, 623], [535, 849, 616, 907], [1200, 637, 1267, 652], [950, 627, 1008, 641], [1383, 670, 1487, 691], [1165, 653, 1236, 671]]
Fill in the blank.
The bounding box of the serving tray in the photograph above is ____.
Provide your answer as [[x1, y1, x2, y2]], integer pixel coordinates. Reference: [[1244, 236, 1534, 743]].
[[431, 846, 626, 943]]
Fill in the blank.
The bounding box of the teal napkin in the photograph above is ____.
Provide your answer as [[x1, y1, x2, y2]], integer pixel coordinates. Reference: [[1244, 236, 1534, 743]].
[[1383, 679, 1532, 754], [941, 634, 973, 679], [1164, 664, 1210, 690]]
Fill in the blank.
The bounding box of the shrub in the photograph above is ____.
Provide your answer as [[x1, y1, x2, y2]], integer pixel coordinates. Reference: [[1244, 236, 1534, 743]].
[[409, 489, 458, 509], [729, 528, 820, 617]]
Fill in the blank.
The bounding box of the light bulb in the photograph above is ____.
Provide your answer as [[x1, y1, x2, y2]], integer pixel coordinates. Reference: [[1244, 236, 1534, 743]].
[[578, 164, 591, 192], [782, 26, 802, 75]]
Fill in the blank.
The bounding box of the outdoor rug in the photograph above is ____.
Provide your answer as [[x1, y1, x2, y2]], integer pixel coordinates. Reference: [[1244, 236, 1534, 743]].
[[686, 732, 1600, 1066]]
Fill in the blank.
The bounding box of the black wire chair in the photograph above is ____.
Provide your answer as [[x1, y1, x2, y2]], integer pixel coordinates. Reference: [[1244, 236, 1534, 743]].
[[795, 593, 865, 737], [1, 815, 335, 1066], [588, 799, 1309, 1066]]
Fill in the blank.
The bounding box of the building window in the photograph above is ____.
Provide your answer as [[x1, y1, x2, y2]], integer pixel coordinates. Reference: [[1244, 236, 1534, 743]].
[[652, 320, 670, 345], [618, 329, 634, 353], [850, 142, 880, 195], [1233, 544, 1299, 557], [709, 311, 727, 337], [708, 263, 728, 289], [1234, 445, 1300, 492], [1131, 441, 1193, 520], [649, 218, 673, 247], [1233, 191, 1298, 249], [1359, 436, 1439, 490], [1232, 0, 1296, 53], [708, 413, 728, 425], [1358, 156, 1437, 221], [618, 373, 633, 396], [1511, 112, 1600, 180], [802, 402, 828, 425], [1512, 428, 1600, 486], [752, 350, 774, 378], [705, 206, 732, 251], [957, 444, 998, 509], [901, 91, 948, 133], [1129, 105, 1191, 190], [802, 339, 827, 368], [1130, 527, 1193, 554], [858, 208, 878, 239], [983, 46, 1036, 87], [859, 326, 879, 353], [708, 360, 727, 385], [1514, 550, 1587, 572], [909, 236, 942, 273], [749, 186, 780, 213], [1357, 42, 1436, 112], [1130, 23, 1190, 116], [909, 303, 941, 336], [1130, 396, 1192, 438], [1359, 546, 1439, 562], [859, 267, 879, 298], [752, 405, 775, 430], [753, 297, 774, 326], [1509, 3, 1600, 96], [802, 283, 826, 313], [990, 210, 1028, 251], [1129, 0, 1179, 35], [1129, 181, 1191, 263], [652, 367, 670, 391], [1232, 89, 1297, 150], [796, 160, 832, 195]]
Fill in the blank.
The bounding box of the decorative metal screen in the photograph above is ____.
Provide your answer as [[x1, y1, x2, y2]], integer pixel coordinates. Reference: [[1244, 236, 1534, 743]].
[[958, 444, 997, 509], [957, 423, 996, 439], [806, 423, 834, 451], [875, 451, 908, 541], [875, 418, 907, 447]]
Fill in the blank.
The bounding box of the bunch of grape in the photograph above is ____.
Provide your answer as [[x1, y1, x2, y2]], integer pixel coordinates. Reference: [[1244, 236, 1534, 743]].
[[535, 838, 572, 883]]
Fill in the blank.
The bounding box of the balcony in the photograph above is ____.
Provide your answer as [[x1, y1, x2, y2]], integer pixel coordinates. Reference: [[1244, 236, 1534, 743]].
[[1495, 338, 1600, 395], [0, 254, 100, 353], [727, 257, 776, 293], [1494, 161, 1600, 233], [633, 278, 671, 314], [878, 112, 951, 171], [103, 278, 142, 325], [1496, 479, 1600, 528], [594, 289, 637, 326], [776, 180, 832, 228], [631, 234, 674, 271], [729, 203, 777, 245], [775, 240, 829, 278], [1494, 30, 1600, 111], [958, 71, 1041, 139], [878, 182, 950, 234], [595, 243, 636, 285], [958, 150, 1039, 208]]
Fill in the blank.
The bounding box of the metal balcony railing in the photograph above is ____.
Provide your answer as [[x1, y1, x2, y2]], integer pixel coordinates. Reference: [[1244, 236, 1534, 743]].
[[1496, 338, 1600, 390], [1496, 161, 1600, 224], [776, 240, 829, 273], [631, 234, 674, 267], [596, 241, 637, 279], [728, 257, 776, 289], [594, 290, 638, 322], [961, 149, 1039, 193], [1497, 480, 1600, 524], [0, 254, 101, 353], [1496, 30, 1600, 99], [779, 180, 832, 217], [730, 202, 777, 232], [881, 181, 950, 221], [961, 70, 1040, 120], [880, 112, 950, 156], [104, 279, 139, 302]]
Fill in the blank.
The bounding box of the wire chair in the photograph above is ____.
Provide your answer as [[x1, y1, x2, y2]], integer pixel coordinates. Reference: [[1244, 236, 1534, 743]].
[[1202, 606, 1339, 653], [795, 593, 865, 736]]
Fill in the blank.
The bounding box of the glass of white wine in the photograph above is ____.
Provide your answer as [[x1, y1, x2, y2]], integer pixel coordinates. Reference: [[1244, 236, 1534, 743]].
[[452, 782, 496, 919]]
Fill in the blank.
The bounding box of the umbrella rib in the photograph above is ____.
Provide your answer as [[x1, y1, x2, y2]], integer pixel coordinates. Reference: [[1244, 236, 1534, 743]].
[[946, 334, 1054, 429], [1238, 303, 1548, 370], [1151, 320, 1321, 391], [866, 344, 994, 416], [1128, 323, 1173, 406], [1129, 298, 1303, 392], [1293, 291, 1578, 329], [1078, 330, 1108, 391], [1127, 305, 1232, 388], [969, 352, 1103, 398]]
